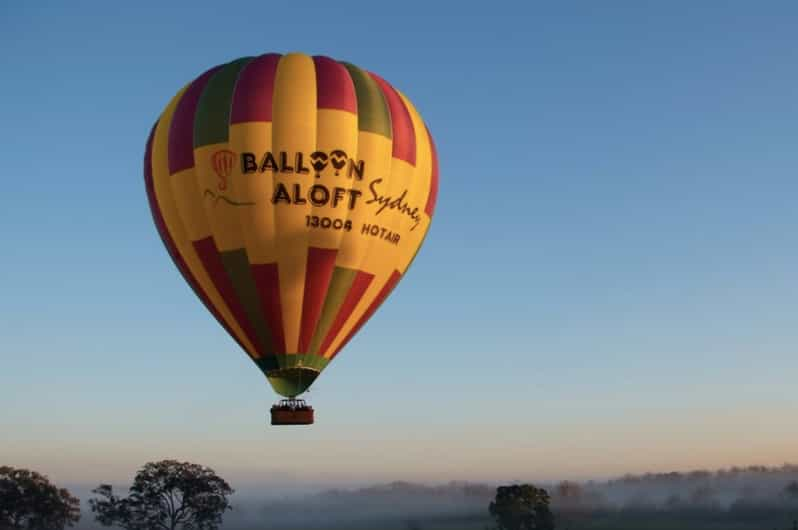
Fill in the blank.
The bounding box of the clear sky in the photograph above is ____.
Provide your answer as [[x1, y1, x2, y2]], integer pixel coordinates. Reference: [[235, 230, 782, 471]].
[[1, 1, 797, 491]]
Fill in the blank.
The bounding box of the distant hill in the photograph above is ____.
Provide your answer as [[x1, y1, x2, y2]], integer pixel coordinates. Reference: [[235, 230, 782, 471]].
[[224, 464, 798, 529]]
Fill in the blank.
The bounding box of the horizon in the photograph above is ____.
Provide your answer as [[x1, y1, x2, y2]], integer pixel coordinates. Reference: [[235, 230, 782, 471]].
[[29, 461, 798, 498]]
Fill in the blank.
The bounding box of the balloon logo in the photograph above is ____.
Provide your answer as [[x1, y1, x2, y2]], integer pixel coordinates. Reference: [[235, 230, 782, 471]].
[[210, 149, 236, 190], [309, 151, 329, 176], [144, 52, 439, 421], [329, 150, 348, 175]]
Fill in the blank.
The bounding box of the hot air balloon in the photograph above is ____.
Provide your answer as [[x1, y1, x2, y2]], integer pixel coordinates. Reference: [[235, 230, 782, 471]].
[[144, 52, 439, 425]]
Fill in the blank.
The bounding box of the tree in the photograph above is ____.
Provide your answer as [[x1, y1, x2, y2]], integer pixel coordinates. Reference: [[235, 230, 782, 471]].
[[0, 466, 80, 529], [488, 484, 555, 530], [555, 481, 583, 506], [784, 480, 798, 501], [89, 460, 233, 530], [687, 485, 720, 510]]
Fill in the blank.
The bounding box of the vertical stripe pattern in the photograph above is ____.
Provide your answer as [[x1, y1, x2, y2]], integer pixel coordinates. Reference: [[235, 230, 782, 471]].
[[145, 52, 439, 397]]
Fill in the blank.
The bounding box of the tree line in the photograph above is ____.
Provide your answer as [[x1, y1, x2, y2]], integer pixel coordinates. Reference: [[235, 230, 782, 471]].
[[0, 461, 551, 530], [3, 461, 798, 530], [0, 461, 231, 530]]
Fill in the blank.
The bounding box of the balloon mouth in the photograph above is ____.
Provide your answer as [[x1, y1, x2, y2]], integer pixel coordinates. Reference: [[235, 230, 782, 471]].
[[266, 367, 319, 398]]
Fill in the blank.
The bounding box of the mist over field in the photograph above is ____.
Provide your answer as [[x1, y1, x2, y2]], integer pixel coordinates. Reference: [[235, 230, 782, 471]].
[[65, 464, 798, 529]]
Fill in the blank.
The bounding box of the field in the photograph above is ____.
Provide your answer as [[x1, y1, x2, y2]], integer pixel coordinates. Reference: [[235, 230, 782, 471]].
[[306, 512, 798, 530], [555, 514, 795, 530]]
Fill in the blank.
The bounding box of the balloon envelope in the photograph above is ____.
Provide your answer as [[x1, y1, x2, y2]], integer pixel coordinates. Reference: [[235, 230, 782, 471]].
[[144, 52, 439, 397]]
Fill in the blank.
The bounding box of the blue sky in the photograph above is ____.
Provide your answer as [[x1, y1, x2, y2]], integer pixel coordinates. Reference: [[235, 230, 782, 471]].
[[1, 1, 797, 489]]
